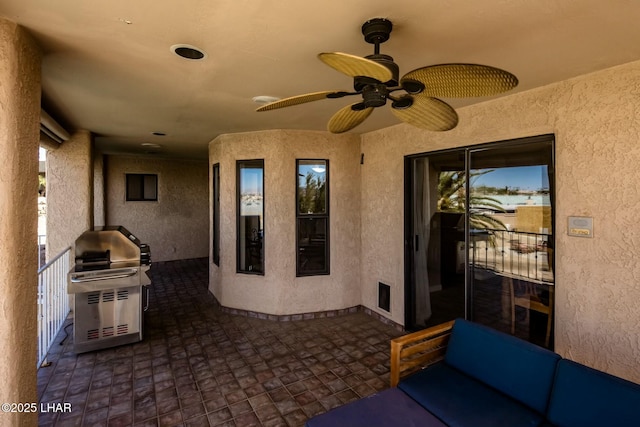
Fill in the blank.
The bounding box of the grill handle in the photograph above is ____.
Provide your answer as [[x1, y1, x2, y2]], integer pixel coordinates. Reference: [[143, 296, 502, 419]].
[[70, 268, 138, 283], [143, 286, 150, 312]]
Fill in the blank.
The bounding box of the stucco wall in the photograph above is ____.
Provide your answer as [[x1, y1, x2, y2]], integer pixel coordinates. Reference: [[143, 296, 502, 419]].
[[360, 59, 640, 383], [209, 130, 362, 315], [93, 152, 105, 226], [105, 155, 209, 262], [0, 19, 40, 427], [46, 130, 93, 258]]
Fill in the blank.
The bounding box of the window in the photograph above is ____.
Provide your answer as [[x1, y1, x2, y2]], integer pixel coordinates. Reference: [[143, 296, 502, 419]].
[[237, 160, 264, 274], [296, 159, 329, 276], [126, 174, 157, 201], [212, 163, 220, 266]]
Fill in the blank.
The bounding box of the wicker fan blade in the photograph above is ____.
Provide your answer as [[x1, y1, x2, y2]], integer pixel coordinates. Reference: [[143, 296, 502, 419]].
[[328, 103, 374, 133], [391, 95, 459, 131], [256, 91, 348, 111], [319, 52, 393, 82], [401, 64, 518, 98]]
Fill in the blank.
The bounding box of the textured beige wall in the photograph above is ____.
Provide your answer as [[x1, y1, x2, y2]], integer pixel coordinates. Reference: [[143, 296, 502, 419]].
[[209, 130, 361, 315], [46, 130, 93, 258], [0, 19, 40, 427], [361, 60, 640, 382], [105, 155, 209, 262], [93, 153, 105, 226]]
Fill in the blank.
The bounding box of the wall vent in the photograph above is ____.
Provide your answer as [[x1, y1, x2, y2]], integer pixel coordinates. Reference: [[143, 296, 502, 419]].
[[378, 282, 391, 312]]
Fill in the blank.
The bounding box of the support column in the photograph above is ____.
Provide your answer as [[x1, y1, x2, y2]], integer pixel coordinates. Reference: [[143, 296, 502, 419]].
[[46, 130, 93, 259], [0, 18, 41, 427]]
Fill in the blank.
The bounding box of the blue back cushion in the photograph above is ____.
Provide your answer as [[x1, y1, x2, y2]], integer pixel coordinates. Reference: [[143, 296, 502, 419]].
[[547, 359, 640, 427], [445, 318, 561, 414], [399, 362, 545, 427]]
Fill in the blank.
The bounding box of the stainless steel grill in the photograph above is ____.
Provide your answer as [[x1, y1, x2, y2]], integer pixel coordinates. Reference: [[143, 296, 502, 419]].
[[67, 226, 151, 353]]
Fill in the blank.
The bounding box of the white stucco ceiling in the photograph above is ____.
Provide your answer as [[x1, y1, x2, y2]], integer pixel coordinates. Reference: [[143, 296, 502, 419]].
[[1, 0, 640, 159]]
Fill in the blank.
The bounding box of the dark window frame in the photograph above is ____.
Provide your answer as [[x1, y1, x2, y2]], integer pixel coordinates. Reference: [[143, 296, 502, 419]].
[[236, 159, 264, 275], [212, 163, 220, 266], [125, 173, 158, 201], [296, 159, 330, 277]]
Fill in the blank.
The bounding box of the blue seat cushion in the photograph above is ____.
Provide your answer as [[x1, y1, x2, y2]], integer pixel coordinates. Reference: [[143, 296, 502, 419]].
[[445, 318, 560, 413], [399, 362, 544, 427], [305, 387, 447, 427], [546, 359, 640, 427]]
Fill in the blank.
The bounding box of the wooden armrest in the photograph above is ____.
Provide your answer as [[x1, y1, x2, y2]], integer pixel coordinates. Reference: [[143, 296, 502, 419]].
[[390, 320, 455, 387]]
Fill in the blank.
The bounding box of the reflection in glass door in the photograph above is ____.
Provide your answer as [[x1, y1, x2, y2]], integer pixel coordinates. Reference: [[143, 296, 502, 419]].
[[405, 135, 555, 349], [468, 138, 554, 348], [406, 151, 466, 330]]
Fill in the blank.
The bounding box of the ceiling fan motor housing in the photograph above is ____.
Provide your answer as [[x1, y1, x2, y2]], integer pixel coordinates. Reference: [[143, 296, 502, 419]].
[[362, 84, 389, 108], [365, 54, 399, 86]]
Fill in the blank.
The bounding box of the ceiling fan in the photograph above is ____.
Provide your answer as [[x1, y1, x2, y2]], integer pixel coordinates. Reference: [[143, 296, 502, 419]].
[[256, 18, 518, 133]]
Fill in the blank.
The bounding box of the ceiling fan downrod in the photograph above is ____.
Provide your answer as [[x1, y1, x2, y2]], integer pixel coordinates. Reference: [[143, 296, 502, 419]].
[[362, 18, 392, 52], [361, 18, 399, 87]]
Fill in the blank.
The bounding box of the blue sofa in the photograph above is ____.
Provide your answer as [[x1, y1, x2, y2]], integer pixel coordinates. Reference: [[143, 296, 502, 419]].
[[306, 318, 640, 427]]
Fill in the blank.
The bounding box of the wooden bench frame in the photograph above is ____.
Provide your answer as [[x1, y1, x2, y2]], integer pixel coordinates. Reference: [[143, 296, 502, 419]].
[[390, 320, 455, 387]]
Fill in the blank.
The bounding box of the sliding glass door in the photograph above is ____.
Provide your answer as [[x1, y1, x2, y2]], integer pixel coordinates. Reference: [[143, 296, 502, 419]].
[[406, 152, 466, 329], [405, 135, 555, 349], [468, 138, 554, 347]]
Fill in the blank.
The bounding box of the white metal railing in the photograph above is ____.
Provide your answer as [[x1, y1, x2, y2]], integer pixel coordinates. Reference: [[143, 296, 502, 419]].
[[471, 229, 554, 284], [37, 246, 71, 367]]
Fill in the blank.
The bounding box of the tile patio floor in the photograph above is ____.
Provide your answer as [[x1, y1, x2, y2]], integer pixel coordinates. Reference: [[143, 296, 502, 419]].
[[37, 258, 403, 426]]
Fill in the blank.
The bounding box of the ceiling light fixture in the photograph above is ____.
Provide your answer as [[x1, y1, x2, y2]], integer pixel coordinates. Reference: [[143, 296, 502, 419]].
[[141, 143, 162, 149], [170, 44, 207, 60], [252, 95, 281, 105]]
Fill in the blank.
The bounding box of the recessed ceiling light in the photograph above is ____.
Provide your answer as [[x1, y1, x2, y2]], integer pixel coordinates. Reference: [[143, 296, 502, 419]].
[[141, 143, 162, 149], [252, 95, 281, 104], [170, 44, 207, 60]]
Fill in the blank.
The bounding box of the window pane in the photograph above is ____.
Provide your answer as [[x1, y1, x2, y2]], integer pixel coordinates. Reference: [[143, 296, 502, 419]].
[[126, 174, 142, 200], [126, 174, 157, 201], [212, 164, 220, 266], [297, 217, 327, 275], [468, 138, 555, 349], [298, 160, 327, 214], [296, 159, 329, 276], [143, 175, 157, 200], [237, 160, 264, 274]]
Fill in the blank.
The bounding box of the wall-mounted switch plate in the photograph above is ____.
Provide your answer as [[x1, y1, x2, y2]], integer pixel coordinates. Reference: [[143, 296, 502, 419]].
[[568, 216, 593, 237]]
